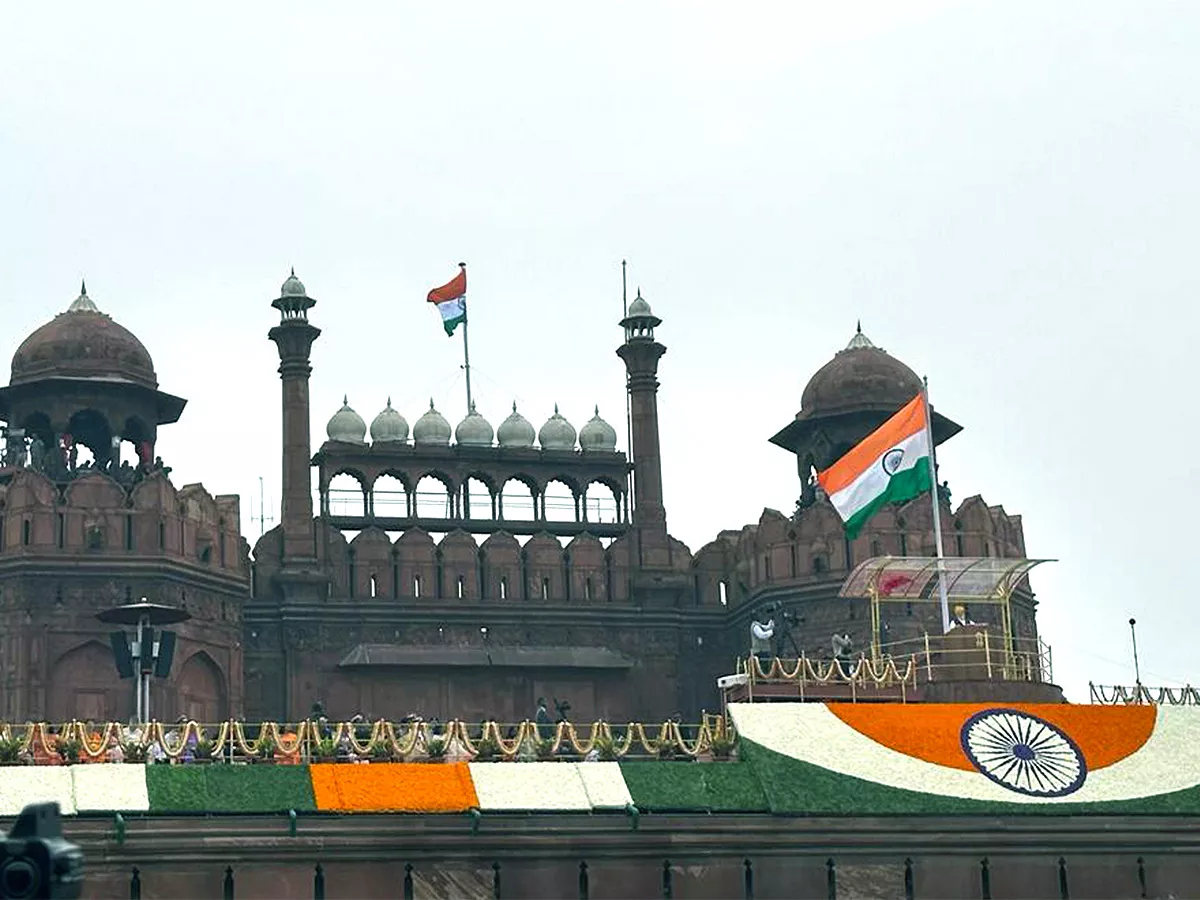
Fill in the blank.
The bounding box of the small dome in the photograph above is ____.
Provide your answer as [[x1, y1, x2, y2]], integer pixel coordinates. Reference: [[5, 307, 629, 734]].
[[11, 282, 158, 389], [627, 290, 653, 317], [455, 402, 494, 446], [579, 405, 618, 452], [370, 398, 409, 443], [497, 402, 535, 449], [538, 404, 577, 451], [327, 396, 367, 444], [800, 325, 923, 417], [281, 268, 307, 297], [412, 399, 452, 446]]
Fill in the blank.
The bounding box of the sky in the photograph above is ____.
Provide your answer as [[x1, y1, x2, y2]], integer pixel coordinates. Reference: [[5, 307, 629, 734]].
[[1, 2, 1197, 702]]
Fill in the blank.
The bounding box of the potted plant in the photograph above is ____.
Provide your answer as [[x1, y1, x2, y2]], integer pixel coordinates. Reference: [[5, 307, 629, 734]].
[[314, 737, 338, 763], [655, 740, 679, 761], [425, 736, 447, 762], [473, 735, 501, 762], [0, 736, 24, 765], [122, 741, 147, 764], [709, 732, 736, 761], [370, 740, 396, 763], [57, 738, 82, 765], [535, 738, 556, 761], [255, 735, 277, 764], [592, 735, 618, 761], [193, 739, 214, 763]]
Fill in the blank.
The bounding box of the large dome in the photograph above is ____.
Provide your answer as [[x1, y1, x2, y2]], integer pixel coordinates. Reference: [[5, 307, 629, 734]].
[[10, 285, 157, 389], [799, 326, 922, 417]]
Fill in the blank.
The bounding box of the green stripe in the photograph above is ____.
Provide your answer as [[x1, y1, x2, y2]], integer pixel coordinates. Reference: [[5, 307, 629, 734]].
[[740, 738, 1200, 815], [442, 312, 465, 336], [619, 760, 768, 812], [842, 456, 932, 539], [146, 764, 316, 813]]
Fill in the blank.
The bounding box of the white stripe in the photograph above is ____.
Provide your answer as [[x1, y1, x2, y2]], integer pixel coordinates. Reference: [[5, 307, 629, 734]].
[[828, 429, 929, 522], [437, 297, 466, 322], [730, 703, 1200, 804]]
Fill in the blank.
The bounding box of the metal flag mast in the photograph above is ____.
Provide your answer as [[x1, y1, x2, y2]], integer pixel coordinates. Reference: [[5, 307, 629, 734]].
[[458, 262, 474, 415], [921, 376, 952, 633]]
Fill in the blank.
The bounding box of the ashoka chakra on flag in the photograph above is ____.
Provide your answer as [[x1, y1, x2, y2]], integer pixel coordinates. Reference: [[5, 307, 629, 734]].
[[960, 708, 1087, 797]]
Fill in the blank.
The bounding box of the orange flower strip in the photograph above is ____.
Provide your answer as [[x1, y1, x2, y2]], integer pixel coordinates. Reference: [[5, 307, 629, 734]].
[[828, 702, 1157, 772], [310, 762, 479, 813]]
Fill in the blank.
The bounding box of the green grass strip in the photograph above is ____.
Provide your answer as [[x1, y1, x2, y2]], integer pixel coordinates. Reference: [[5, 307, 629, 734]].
[[740, 738, 1200, 815], [145, 764, 316, 813], [619, 761, 769, 812]]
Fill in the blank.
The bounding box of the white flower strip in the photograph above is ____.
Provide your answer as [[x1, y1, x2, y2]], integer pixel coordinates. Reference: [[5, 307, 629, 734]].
[[0, 767, 76, 816], [574, 762, 632, 809], [72, 764, 150, 812], [469, 762, 592, 811], [730, 703, 1200, 805]]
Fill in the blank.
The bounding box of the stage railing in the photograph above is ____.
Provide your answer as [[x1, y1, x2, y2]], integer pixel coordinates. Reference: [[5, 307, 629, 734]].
[[1089, 683, 1200, 706], [0, 716, 737, 765]]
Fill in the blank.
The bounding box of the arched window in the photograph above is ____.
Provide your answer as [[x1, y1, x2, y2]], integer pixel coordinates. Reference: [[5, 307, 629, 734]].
[[456, 575, 464, 599], [22, 519, 31, 545], [812, 555, 828, 574], [56, 513, 64, 549], [369, 574, 378, 598], [586, 578, 594, 601], [413, 575, 422, 599], [500, 576, 508, 600], [158, 521, 166, 550], [541, 577, 550, 600], [718, 581, 728, 606]]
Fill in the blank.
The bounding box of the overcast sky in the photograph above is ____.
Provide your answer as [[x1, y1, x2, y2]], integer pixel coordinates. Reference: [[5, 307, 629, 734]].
[[2, 2, 1196, 701]]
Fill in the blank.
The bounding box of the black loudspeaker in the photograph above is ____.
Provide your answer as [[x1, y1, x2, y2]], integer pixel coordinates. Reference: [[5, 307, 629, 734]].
[[110, 631, 135, 679], [154, 630, 177, 678], [139, 627, 155, 674]]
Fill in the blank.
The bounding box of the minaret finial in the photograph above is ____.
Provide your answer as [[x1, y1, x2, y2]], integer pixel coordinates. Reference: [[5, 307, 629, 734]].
[[512, 401, 518, 413], [80, 279, 87, 296], [856, 319, 862, 334], [429, 398, 435, 409], [594, 404, 600, 416], [554, 403, 560, 415], [386, 396, 392, 407], [343, 394, 348, 405]]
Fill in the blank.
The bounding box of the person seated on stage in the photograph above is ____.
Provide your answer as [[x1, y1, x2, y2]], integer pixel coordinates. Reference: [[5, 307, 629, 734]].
[[750, 615, 776, 670]]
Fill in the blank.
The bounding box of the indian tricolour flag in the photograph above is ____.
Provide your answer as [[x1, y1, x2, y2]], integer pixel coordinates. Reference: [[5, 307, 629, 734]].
[[427, 265, 467, 336], [817, 392, 932, 539]]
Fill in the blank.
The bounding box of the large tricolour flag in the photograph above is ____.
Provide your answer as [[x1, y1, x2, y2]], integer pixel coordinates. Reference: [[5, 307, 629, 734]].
[[817, 392, 932, 539], [427, 265, 467, 336]]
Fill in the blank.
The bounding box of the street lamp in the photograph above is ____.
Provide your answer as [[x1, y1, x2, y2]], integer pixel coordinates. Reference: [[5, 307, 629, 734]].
[[96, 599, 191, 724]]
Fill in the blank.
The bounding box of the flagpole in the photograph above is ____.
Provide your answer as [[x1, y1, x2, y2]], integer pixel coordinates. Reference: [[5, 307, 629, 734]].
[[622, 261, 634, 522], [922, 376, 951, 633], [459, 262, 473, 414]]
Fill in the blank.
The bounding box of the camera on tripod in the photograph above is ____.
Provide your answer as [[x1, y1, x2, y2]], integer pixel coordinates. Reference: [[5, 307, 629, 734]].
[[0, 803, 83, 900]]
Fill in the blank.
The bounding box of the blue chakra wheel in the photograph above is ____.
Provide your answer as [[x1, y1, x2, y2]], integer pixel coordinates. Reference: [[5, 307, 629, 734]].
[[960, 708, 1087, 797]]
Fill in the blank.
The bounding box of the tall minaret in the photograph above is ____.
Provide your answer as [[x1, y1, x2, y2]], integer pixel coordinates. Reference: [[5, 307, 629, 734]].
[[617, 289, 671, 569], [268, 270, 321, 564]]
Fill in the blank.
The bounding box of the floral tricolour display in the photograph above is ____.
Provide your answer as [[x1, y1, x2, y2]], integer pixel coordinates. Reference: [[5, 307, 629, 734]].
[[71, 764, 149, 812], [730, 702, 1200, 811], [0, 765, 75, 816], [469, 762, 592, 811], [310, 763, 478, 813]]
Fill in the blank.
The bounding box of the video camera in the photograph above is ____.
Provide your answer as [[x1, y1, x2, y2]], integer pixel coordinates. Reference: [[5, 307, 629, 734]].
[[0, 803, 83, 900]]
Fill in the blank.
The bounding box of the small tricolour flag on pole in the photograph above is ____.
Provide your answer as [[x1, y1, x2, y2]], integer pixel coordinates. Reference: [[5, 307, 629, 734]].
[[817, 392, 932, 540], [427, 264, 467, 336]]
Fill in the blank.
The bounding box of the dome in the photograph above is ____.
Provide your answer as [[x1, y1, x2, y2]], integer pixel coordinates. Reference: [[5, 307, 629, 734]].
[[455, 402, 494, 446], [327, 396, 367, 444], [10, 283, 157, 389], [627, 291, 653, 317], [497, 402, 535, 449], [538, 404, 577, 451], [799, 325, 923, 417], [281, 268, 307, 297], [579, 405, 618, 452], [369, 398, 409, 443], [412, 399, 451, 446]]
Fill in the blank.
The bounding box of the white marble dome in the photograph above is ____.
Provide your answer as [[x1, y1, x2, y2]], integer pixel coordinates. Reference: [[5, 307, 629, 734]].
[[455, 402, 494, 446], [370, 398, 409, 443], [579, 405, 618, 452], [627, 290, 653, 317], [538, 404, 577, 451], [326, 396, 367, 444], [497, 402, 535, 449], [412, 399, 451, 446], [281, 268, 307, 297]]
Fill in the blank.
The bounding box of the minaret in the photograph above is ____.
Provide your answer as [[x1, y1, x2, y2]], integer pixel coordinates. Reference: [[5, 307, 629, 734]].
[[616, 289, 671, 569], [268, 270, 321, 564]]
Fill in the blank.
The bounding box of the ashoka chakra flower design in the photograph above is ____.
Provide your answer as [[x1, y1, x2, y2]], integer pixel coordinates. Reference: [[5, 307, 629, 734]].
[[960, 709, 1087, 797]]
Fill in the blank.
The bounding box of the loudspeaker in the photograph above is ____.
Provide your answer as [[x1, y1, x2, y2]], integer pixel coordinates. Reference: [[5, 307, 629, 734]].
[[110, 631, 134, 679], [139, 627, 155, 673], [154, 630, 177, 678]]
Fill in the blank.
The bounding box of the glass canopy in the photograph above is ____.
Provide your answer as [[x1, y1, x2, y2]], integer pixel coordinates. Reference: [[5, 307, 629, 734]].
[[839, 556, 1053, 602]]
